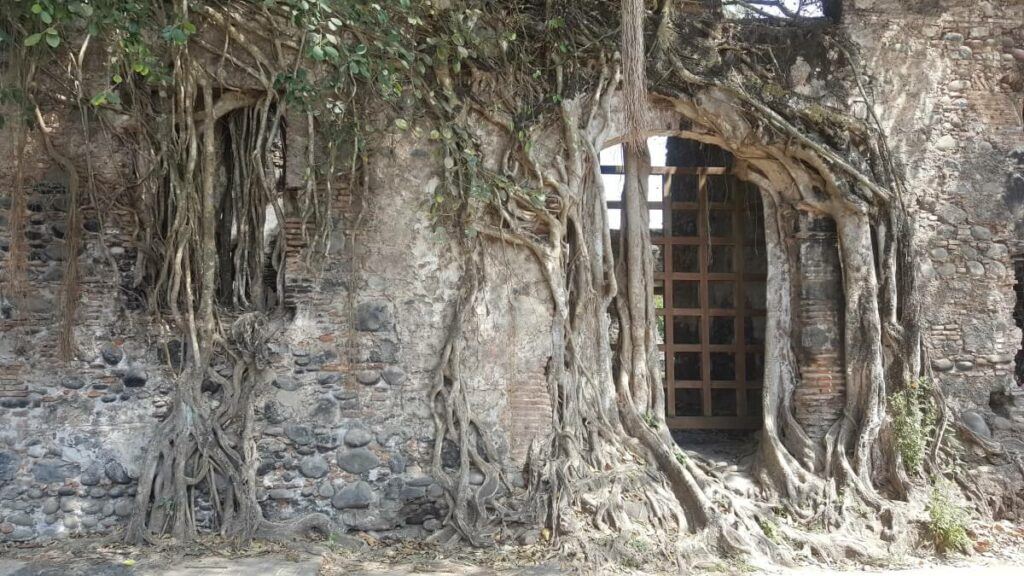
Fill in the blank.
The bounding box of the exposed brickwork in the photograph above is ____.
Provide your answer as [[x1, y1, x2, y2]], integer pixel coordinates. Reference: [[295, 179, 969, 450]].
[[793, 212, 846, 440], [507, 374, 552, 463], [1, 0, 1023, 544]]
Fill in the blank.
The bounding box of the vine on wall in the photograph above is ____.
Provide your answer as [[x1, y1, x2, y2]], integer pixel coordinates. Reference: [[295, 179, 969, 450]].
[[0, 0, 994, 565]]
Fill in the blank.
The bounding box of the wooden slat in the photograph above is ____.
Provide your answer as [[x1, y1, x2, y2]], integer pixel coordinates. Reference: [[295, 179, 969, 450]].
[[666, 416, 762, 430], [605, 145, 766, 431], [602, 166, 729, 176]]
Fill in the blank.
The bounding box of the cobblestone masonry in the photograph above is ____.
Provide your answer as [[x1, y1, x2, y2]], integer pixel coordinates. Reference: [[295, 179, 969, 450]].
[[1, 0, 1023, 542]]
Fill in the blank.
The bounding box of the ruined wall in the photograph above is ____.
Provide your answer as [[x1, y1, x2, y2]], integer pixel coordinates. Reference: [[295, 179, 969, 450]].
[[2, 0, 1024, 544], [844, 0, 1024, 431], [0, 100, 552, 541], [793, 212, 846, 441]]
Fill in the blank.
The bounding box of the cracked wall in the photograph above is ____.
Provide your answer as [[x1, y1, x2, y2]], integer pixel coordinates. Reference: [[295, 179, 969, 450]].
[[1, 0, 1024, 542]]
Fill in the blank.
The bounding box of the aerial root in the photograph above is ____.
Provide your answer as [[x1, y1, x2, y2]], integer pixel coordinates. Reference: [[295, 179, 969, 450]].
[[255, 514, 333, 544]]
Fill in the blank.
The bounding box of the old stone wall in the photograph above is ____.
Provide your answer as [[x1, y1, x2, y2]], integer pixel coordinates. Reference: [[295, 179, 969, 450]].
[[845, 0, 1024, 435], [2, 0, 1024, 544], [0, 98, 552, 541]]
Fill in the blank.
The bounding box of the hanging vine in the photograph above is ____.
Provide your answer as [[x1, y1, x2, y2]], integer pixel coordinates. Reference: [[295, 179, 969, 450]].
[[2, 0, 1009, 565]]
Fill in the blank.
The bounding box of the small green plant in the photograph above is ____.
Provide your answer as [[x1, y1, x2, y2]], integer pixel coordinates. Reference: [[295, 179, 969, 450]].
[[642, 411, 659, 429], [890, 377, 936, 473], [927, 478, 971, 554], [620, 536, 652, 569], [674, 450, 688, 466], [757, 517, 780, 543]]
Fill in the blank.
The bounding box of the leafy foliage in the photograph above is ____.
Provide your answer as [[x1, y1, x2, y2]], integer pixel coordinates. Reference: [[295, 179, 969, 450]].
[[889, 377, 936, 473], [927, 478, 972, 554]]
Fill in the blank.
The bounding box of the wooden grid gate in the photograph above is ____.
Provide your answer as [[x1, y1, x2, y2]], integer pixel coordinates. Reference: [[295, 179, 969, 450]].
[[603, 143, 767, 430]]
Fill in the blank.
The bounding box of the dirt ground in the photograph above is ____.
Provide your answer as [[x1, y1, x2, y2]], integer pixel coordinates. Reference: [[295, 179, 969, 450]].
[[1, 520, 1022, 576]]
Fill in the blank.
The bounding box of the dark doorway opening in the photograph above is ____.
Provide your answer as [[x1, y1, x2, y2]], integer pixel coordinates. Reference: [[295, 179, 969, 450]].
[[602, 137, 768, 432]]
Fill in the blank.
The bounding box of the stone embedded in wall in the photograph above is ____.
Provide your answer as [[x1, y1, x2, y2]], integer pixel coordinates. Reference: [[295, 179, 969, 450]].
[[332, 481, 372, 509], [936, 203, 968, 225], [30, 460, 79, 484], [61, 377, 86, 390], [337, 447, 380, 474], [314, 429, 341, 451], [344, 428, 373, 448], [104, 461, 132, 485], [269, 488, 297, 501], [262, 400, 289, 424], [355, 370, 380, 385], [935, 135, 957, 150], [0, 452, 20, 482], [285, 424, 315, 446], [299, 455, 329, 479], [381, 366, 406, 386], [355, 300, 393, 332], [100, 344, 123, 365], [962, 410, 991, 438], [318, 373, 342, 386], [273, 375, 303, 391], [122, 368, 147, 388]]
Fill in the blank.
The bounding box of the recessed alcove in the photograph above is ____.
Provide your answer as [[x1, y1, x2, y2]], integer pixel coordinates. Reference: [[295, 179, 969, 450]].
[[602, 136, 767, 433]]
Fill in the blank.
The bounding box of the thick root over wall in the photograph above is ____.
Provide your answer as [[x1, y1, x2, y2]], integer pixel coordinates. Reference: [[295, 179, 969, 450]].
[[15, 0, 990, 565], [426, 13, 957, 569], [124, 2, 330, 545]]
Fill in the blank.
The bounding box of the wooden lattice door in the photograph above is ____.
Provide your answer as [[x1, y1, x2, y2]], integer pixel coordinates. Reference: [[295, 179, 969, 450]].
[[603, 137, 767, 430]]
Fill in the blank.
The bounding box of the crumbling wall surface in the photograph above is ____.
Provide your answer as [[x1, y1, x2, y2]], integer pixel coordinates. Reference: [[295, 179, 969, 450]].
[[0, 93, 552, 541], [4, 0, 1024, 545], [0, 100, 174, 543], [793, 213, 846, 441], [845, 0, 1024, 510]]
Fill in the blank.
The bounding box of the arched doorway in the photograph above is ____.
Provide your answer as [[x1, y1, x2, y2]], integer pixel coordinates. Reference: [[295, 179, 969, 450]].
[[601, 136, 767, 431]]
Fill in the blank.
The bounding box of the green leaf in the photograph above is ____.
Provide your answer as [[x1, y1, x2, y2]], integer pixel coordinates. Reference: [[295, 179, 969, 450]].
[[182, 22, 197, 34], [45, 33, 60, 48], [31, 4, 43, 14], [354, 43, 367, 55], [112, 73, 123, 84], [162, 26, 188, 44], [40, 10, 52, 24], [90, 92, 108, 106], [24, 33, 42, 46], [394, 118, 408, 130]]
